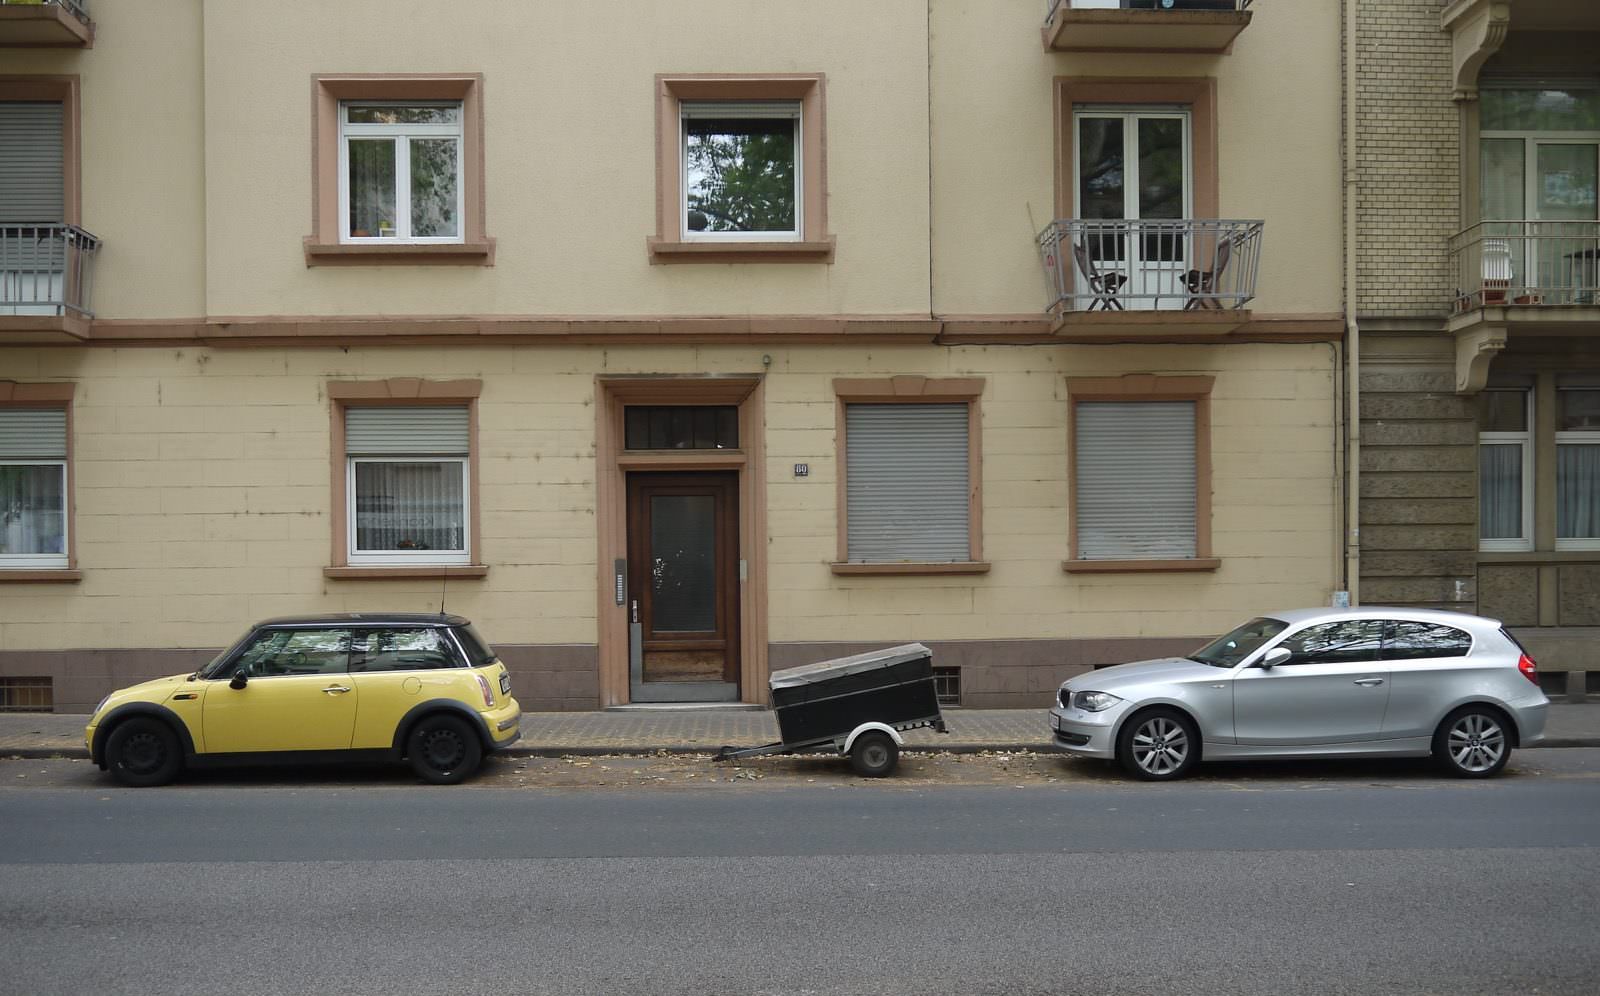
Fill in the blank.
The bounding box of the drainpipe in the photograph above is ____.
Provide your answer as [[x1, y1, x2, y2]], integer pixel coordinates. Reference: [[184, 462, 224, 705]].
[[1343, 0, 1361, 605]]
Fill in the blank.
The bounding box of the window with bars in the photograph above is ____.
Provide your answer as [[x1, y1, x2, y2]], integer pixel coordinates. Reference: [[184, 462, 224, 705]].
[[932, 666, 961, 707], [0, 677, 52, 713]]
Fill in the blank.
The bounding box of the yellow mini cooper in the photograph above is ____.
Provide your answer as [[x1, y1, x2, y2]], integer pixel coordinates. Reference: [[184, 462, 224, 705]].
[[86, 614, 521, 787]]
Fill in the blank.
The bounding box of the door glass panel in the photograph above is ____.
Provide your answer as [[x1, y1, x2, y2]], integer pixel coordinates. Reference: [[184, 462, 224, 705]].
[[232, 630, 352, 678], [1137, 118, 1184, 220], [1536, 144, 1598, 221], [650, 495, 716, 632], [1078, 117, 1124, 221], [1480, 139, 1524, 220], [1280, 621, 1383, 665]]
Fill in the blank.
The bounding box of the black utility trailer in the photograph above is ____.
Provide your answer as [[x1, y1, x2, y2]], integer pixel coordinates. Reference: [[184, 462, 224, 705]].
[[714, 643, 946, 777]]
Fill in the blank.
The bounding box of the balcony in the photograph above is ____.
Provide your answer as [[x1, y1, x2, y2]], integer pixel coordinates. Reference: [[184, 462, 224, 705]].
[[1042, 0, 1253, 55], [1447, 221, 1600, 392], [0, 0, 93, 47], [1037, 218, 1262, 337], [0, 223, 101, 340]]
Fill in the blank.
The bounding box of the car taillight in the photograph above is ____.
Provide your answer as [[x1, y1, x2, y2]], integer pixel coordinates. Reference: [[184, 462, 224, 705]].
[[1517, 653, 1540, 686], [474, 673, 495, 707]]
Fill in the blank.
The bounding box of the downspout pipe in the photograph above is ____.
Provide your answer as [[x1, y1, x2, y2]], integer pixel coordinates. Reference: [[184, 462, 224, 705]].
[[1344, 0, 1361, 605]]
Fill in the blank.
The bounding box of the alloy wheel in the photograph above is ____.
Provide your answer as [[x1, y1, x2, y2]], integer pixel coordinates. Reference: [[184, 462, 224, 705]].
[[1447, 714, 1505, 773], [1131, 716, 1189, 776]]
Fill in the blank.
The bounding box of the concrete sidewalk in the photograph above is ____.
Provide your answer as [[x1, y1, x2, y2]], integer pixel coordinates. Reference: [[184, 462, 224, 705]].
[[3, 704, 1599, 760]]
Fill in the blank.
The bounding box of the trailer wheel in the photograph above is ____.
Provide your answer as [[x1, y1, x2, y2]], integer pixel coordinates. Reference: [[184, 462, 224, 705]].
[[849, 731, 898, 778]]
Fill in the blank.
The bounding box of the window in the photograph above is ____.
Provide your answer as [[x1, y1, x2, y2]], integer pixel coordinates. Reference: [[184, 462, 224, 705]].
[[2, 80, 80, 320], [651, 75, 832, 261], [340, 103, 462, 243], [307, 76, 490, 264], [625, 406, 739, 450], [1382, 621, 1473, 661], [232, 629, 353, 678], [346, 407, 470, 566], [1279, 620, 1383, 665], [0, 676, 52, 713], [832, 377, 985, 574], [1557, 388, 1600, 549], [1478, 388, 1532, 551], [0, 403, 68, 570], [350, 628, 462, 672], [1066, 374, 1215, 571]]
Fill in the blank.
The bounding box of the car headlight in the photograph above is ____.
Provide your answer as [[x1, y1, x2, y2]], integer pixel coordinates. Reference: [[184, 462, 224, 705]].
[[1073, 691, 1122, 713]]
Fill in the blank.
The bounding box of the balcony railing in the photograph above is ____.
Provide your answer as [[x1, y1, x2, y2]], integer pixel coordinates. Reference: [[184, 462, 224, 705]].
[[0, 224, 101, 318], [1038, 219, 1263, 315], [1449, 221, 1600, 311]]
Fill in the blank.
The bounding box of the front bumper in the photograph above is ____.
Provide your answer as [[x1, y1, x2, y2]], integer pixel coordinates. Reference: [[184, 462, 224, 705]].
[[1048, 704, 1122, 759]]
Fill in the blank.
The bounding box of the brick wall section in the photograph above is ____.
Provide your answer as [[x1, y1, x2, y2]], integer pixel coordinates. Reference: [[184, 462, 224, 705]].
[[1356, 0, 1459, 318], [1358, 340, 1478, 611]]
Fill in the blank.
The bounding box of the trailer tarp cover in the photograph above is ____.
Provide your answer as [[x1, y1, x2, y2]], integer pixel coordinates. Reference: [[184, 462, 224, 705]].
[[768, 643, 932, 691]]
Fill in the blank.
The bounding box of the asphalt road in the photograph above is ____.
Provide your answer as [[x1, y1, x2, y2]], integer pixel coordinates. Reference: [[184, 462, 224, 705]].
[[2, 751, 1598, 996]]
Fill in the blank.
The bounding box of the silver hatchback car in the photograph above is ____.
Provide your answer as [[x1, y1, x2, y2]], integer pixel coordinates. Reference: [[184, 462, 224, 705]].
[[1050, 608, 1549, 780]]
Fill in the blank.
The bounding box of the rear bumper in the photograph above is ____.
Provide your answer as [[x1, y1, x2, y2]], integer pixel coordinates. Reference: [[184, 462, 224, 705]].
[[1514, 698, 1548, 747], [485, 698, 521, 750]]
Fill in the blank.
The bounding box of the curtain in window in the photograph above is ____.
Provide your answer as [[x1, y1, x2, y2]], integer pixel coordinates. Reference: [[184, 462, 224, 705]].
[[348, 139, 397, 238], [0, 465, 65, 556], [1557, 445, 1600, 539], [353, 461, 464, 552], [1479, 443, 1523, 540]]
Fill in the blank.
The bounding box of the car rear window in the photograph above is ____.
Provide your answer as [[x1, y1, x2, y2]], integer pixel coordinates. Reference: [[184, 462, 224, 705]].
[[1382, 621, 1473, 660], [453, 625, 498, 667]]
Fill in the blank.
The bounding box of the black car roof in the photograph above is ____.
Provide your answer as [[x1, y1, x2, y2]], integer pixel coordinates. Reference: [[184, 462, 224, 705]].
[[254, 613, 471, 629]]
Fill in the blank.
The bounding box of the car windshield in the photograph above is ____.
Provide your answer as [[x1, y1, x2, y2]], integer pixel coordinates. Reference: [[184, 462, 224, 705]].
[[1188, 617, 1289, 668]]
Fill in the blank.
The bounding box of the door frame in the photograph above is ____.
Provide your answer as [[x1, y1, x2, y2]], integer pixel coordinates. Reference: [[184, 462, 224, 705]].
[[594, 375, 768, 706]]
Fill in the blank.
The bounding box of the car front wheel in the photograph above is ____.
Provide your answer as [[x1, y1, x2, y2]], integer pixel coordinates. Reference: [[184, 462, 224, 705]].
[[1433, 707, 1510, 778], [1116, 708, 1200, 781], [105, 717, 183, 788], [406, 714, 484, 785]]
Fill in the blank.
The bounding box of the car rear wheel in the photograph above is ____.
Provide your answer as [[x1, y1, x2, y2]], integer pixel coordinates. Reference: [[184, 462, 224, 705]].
[[849, 731, 899, 778], [1116, 709, 1199, 781], [1433, 707, 1510, 778], [106, 718, 183, 788], [407, 714, 483, 785]]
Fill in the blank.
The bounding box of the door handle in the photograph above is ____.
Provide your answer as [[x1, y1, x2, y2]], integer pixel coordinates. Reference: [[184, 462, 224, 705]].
[[321, 685, 352, 695], [1352, 677, 1384, 687]]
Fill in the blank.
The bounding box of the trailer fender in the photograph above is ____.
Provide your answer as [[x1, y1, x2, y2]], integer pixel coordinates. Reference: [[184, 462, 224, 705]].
[[840, 723, 905, 755]]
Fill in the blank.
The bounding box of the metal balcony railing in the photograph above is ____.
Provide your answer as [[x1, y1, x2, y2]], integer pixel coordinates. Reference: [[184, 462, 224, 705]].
[[1450, 221, 1600, 311], [1047, 0, 1251, 15], [0, 0, 90, 24], [1037, 219, 1263, 314], [0, 224, 101, 318]]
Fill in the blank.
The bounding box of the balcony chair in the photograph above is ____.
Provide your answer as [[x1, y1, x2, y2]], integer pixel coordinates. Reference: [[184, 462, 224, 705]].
[[1072, 241, 1128, 311], [1183, 236, 1232, 310]]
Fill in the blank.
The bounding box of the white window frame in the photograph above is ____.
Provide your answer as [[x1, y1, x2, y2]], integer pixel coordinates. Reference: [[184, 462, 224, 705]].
[[337, 101, 465, 245], [1479, 389, 1534, 553], [1555, 388, 1600, 551], [346, 455, 470, 567], [0, 458, 68, 569], [680, 102, 803, 243]]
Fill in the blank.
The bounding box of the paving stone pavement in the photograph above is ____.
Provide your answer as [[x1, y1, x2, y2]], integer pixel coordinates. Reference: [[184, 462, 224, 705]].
[[2, 704, 1598, 758]]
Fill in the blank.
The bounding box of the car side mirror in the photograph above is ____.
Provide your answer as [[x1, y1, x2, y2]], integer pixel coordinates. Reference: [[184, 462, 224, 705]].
[[229, 668, 249, 690], [1258, 647, 1292, 670]]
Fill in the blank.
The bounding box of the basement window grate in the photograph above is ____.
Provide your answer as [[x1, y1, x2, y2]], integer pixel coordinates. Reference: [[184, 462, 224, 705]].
[[932, 666, 961, 706], [0, 677, 53, 713]]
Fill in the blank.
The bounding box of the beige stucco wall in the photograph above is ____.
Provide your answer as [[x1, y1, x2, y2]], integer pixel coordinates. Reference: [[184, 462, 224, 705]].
[[196, 0, 931, 318], [1, 341, 1338, 654], [930, 0, 1345, 317], [3, 0, 207, 320]]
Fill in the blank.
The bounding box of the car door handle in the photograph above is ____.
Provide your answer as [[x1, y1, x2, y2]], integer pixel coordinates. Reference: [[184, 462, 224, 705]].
[[321, 685, 352, 695], [1352, 678, 1385, 687]]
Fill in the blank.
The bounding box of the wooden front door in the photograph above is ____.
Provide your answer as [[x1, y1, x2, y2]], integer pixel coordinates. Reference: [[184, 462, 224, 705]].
[[626, 472, 740, 702]]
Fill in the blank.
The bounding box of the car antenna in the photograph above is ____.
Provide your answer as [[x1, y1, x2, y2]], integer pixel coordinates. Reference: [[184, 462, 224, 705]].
[[439, 571, 448, 617]]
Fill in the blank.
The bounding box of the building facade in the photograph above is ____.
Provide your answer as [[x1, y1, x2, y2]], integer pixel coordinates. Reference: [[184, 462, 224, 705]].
[[1355, 0, 1600, 697], [1, 1, 1347, 713]]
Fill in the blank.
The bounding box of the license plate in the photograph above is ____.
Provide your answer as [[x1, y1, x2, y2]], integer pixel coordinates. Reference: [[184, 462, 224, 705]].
[[499, 671, 511, 695], [1051, 713, 1062, 732]]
